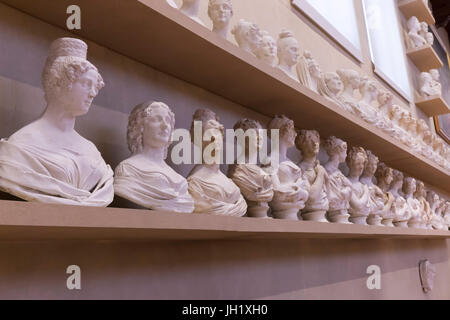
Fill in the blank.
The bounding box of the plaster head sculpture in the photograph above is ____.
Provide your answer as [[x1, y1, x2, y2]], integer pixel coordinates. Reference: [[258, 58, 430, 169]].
[[180, 0, 205, 26], [277, 30, 300, 82], [208, 0, 233, 39], [336, 69, 360, 110], [323, 136, 352, 224], [419, 260, 436, 294], [166, 0, 178, 8], [377, 89, 394, 117], [297, 51, 322, 93], [420, 22, 434, 45], [413, 180, 432, 229], [254, 30, 278, 67], [397, 110, 416, 148], [296, 130, 329, 222], [426, 190, 445, 230], [114, 101, 194, 213], [266, 115, 309, 220], [0, 37, 114, 206], [407, 16, 427, 48], [402, 177, 423, 229], [419, 71, 441, 97], [374, 163, 395, 227], [388, 169, 410, 227], [228, 119, 274, 218], [360, 150, 386, 226], [318, 72, 348, 111], [187, 109, 247, 216], [346, 147, 371, 225], [231, 19, 262, 55]]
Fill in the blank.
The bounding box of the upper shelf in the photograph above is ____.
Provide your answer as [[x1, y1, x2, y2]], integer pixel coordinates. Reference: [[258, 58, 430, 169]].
[[0, 0, 449, 193], [406, 46, 444, 72], [416, 95, 450, 117], [398, 0, 436, 25], [0, 200, 448, 241]]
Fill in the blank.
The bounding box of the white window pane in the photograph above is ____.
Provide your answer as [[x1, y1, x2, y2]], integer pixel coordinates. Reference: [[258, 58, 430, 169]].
[[363, 0, 412, 100]]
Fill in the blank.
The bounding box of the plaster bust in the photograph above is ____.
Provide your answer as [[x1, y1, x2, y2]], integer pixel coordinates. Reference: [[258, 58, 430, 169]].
[[360, 151, 394, 226], [297, 51, 322, 93], [208, 0, 233, 39], [166, 0, 178, 8], [114, 101, 194, 213], [228, 118, 274, 218], [346, 147, 371, 225], [356, 77, 385, 127], [403, 177, 422, 228], [374, 163, 395, 227], [419, 71, 441, 97], [407, 16, 427, 48], [254, 30, 278, 67], [318, 72, 348, 111], [414, 180, 432, 229], [277, 30, 300, 82], [187, 109, 247, 216], [427, 191, 445, 230], [323, 136, 352, 224], [296, 130, 329, 222], [266, 115, 309, 220], [419, 22, 434, 45], [389, 170, 410, 228], [180, 0, 205, 26], [231, 19, 262, 55], [336, 69, 361, 114], [0, 37, 114, 206]]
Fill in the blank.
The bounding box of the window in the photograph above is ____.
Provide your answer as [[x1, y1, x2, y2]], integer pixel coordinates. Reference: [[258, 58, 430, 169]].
[[291, 0, 362, 61], [362, 0, 412, 101]]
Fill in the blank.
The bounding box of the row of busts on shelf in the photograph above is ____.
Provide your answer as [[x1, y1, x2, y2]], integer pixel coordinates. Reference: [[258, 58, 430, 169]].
[[406, 16, 434, 49], [0, 37, 448, 232], [419, 69, 441, 97]]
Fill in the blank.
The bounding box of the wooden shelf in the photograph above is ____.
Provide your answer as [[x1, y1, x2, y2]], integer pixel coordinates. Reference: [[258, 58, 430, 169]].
[[0, 200, 448, 241], [416, 95, 450, 117], [0, 0, 449, 193], [398, 0, 436, 25], [406, 46, 444, 71]]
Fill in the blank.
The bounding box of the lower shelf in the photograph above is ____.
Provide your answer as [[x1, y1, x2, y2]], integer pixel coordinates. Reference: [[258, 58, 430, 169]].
[[406, 46, 444, 72], [0, 200, 448, 241], [415, 95, 450, 117]]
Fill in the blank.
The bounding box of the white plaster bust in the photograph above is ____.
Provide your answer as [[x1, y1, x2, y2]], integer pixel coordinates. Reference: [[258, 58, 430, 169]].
[[356, 77, 386, 128], [180, 0, 205, 26], [208, 0, 233, 39], [389, 170, 410, 228], [375, 163, 396, 227], [296, 130, 329, 222], [0, 37, 114, 206], [266, 115, 309, 220], [277, 30, 300, 82], [254, 31, 278, 67], [297, 51, 322, 93], [419, 71, 442, 97], [427, 191, 445, 230], [323, 136, 352, 224], [407, 16, 427, 48], [231, 19, 262, 55], [166, 0, 178, 8], [419, 260, 436, 293], [114, 101, 194, 213], [187, 109, 247, 216], [413, 180, 432, 229], [336, 69, 361, 114], [421, 129, 435, 159], [402, 177, 423, 229], [318, 72, 348, 111], [360, 151, 394, 226], [397, 110, 416, 148], [346, 147, 371, 225], [419, 22, 434, 45], [375, 90, 398, 137], [416, 119, 433, 159], [228, 118, 273, 218], [444, 201, 450, 230]]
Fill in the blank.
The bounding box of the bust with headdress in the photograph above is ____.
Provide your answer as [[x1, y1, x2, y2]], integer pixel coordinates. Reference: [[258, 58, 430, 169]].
[[114, 101, 194, 213], [0, 37, 114, 206], [297, 51, 322, 93]]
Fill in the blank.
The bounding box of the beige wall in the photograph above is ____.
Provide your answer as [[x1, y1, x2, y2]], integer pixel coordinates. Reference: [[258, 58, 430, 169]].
[[0, 2, 449, 299]]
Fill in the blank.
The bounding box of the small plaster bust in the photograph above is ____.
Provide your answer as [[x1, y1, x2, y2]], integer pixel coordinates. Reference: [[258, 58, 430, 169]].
[[277, 30, 300, 82], [208, 0, 233, 39], [231, 19, 262, 55], [254, 30, 278, 67]]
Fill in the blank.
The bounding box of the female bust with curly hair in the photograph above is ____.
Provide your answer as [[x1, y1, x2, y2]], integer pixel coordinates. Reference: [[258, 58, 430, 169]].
[[114, 101, 194, 213]]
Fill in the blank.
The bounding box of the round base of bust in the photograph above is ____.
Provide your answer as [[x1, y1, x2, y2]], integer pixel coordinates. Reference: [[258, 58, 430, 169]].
[[393, 220, 409, 228], [381, 218, 394, 227], [301, 210, 328, 222], [247, 203, 270, 219], [349, 215, 368, 225], [408, 219, 423, 229], [272, 208, 300, 220], [327, 210, 350, 224], [367, 214, 383, 226]]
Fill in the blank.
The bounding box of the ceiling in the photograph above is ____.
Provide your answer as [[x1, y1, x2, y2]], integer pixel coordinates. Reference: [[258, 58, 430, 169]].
[[430, 0, 450, 35]]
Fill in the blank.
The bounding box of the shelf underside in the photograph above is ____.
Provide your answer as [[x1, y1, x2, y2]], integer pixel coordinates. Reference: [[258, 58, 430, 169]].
[[0, 0, 449, 193], [416, 95, 450, 117], [0, 201, 448, 241], [406, 46, 444, 72]]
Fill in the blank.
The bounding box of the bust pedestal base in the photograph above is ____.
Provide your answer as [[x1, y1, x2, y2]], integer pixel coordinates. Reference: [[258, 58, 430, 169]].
[[349, 215, 368, 225], [271, 208, 300, 220], [382, 218, 394, 227], [301, 210, 328, 222], [408, 219, 424, 229], [367, 214, 383, 226], [247, 203, 270, 219], [327, 210, 350, 224], [394, 220, 409, 228]]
